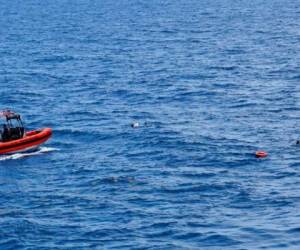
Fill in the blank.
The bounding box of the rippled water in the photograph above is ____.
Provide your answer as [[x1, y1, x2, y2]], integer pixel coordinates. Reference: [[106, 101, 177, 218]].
[[1, 0, 300, 249]]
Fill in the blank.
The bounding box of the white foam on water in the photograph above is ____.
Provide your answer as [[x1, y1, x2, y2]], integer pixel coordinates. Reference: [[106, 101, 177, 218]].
[[0, 147, 59, 161]]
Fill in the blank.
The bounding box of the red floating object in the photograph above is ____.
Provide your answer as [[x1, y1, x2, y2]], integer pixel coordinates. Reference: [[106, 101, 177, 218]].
[[255, 151, 268, 158]]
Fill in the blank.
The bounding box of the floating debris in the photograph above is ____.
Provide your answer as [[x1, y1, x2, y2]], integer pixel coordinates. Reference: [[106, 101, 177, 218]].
[[131, 122, 140, 128], [255, 151, 268, 158]]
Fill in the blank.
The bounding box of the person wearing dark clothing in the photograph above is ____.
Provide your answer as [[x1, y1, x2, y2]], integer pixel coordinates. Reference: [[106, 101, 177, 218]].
[[2, 124, 10, 142]]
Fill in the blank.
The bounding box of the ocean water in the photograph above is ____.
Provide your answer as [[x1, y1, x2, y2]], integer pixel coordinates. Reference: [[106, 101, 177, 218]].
[[1, 0, 300, 249]]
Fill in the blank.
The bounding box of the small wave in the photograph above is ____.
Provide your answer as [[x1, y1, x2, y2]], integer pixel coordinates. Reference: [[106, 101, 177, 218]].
[[0, 147, 59, 161], [34, 55, 76, 63], [208, 65, 237, 71]]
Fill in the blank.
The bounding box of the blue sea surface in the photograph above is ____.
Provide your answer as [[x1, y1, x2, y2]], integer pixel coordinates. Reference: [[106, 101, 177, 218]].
[[1, 0, 300, 249]]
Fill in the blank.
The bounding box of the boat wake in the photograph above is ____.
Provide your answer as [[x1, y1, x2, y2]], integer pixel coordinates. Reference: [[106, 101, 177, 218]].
[[0, 147, 59, 161]]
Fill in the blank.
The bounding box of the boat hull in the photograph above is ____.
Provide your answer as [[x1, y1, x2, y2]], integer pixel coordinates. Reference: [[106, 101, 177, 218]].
[[0, 128, 52, 155]]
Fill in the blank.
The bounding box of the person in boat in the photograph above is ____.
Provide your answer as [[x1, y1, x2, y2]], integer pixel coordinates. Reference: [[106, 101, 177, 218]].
[[0, 110, 25, 142], [10, 126, 23, 140], [1, 124, 11, 142], [1, 124, 24, 142]]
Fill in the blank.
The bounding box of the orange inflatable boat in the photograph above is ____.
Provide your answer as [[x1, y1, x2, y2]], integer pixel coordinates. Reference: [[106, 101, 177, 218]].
[[0, 110, 52, 154]]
